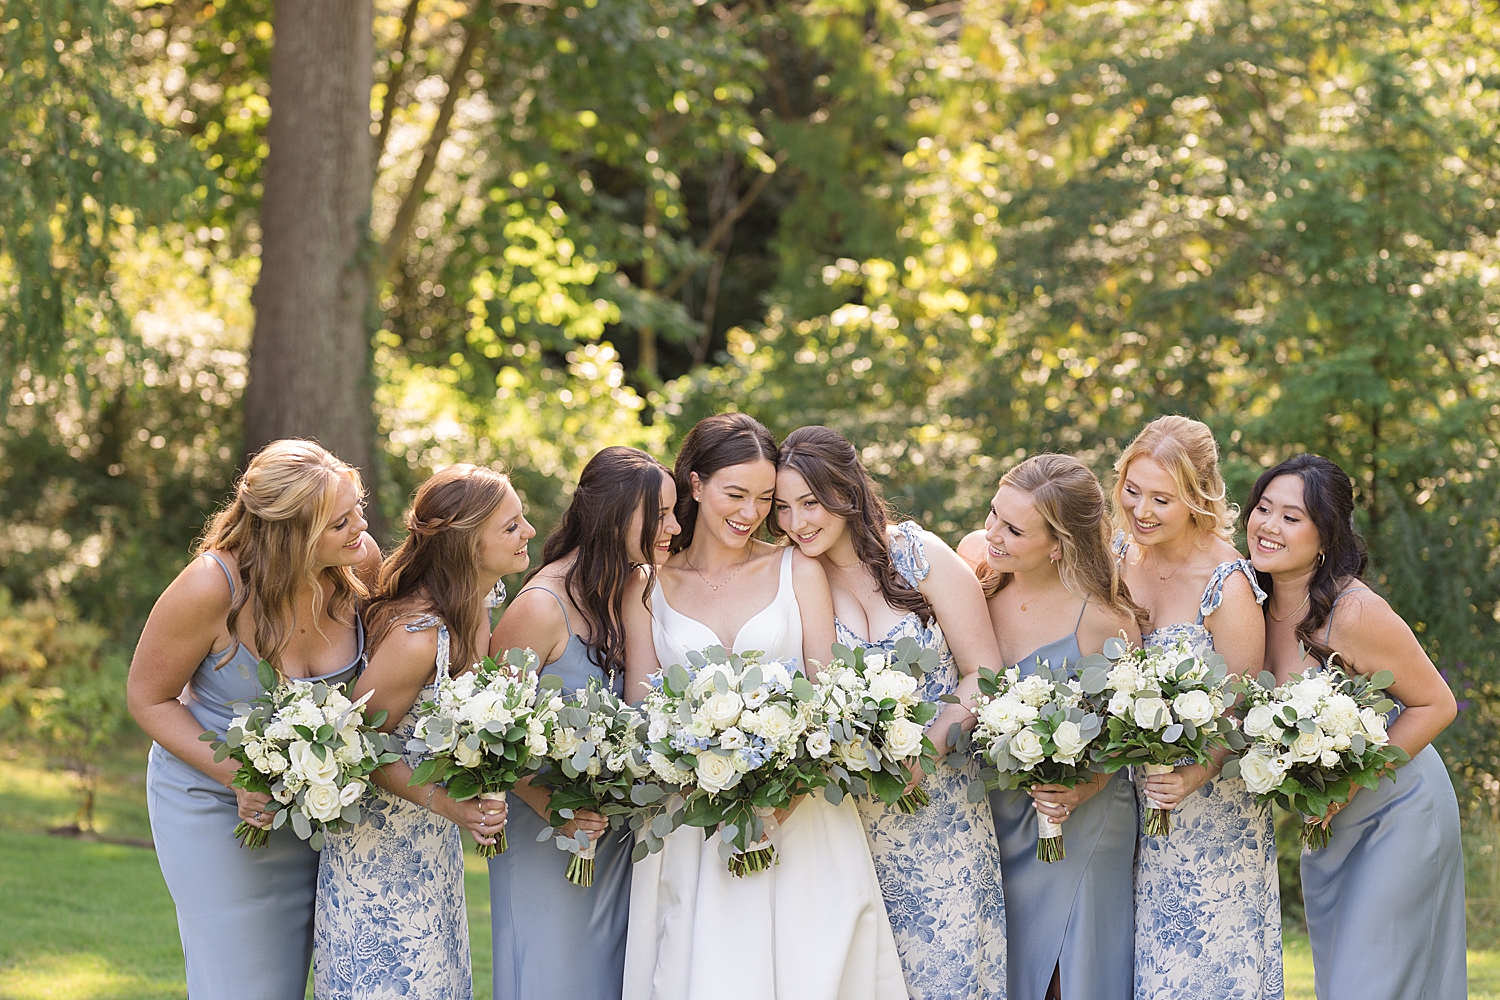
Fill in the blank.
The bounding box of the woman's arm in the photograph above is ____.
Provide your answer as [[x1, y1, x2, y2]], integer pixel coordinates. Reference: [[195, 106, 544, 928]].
[[790, 549, 837, 676], [916, 530, 1002, 755], [1203, 570, 1267, 679], [954, 529, 988, 571], [622, 572, 661, 705]]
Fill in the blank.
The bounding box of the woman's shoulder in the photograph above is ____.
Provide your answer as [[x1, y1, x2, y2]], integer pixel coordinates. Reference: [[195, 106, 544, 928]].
[[954, 529, 988, 570], [165, 550, 238, 616]]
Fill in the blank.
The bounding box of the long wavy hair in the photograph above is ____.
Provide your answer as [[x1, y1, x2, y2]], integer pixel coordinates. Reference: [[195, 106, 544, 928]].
[[770, 426, 934, 626], [1244, 454, 1369, 663], [1112, 415, 1237, 543], [670, 412, 778, 552], [527, 446, 671, 675], [365, 464, 513, 674], [978, 454, 1150, 628], [197, 439, 367, 671]]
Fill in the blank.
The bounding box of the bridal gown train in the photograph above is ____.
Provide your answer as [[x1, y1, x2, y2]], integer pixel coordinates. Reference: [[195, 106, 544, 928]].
[[622, 547, 908, 1000]]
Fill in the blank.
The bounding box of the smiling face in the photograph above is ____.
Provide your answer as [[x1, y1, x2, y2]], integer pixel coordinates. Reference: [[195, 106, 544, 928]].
[[774, 467, 849, 559], [1118, 455, 1194, 547], [1246, 474, 1323, 575], [625, 473, 681, 565], [690, 459, 777, 549], [982, 483, 1060, 574], [313, 478, 369, 569], [477, 489, 536, 579]]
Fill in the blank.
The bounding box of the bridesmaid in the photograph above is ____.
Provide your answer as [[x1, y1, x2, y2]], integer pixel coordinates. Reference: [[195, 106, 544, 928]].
[[314, 464, 532, 999], [1248, 454, 1465, 999], [1113, 416, 1282, 1000], [487, 446, 679, 1000], [957, 454, 1144, 1000], [773, 425, 1008, 1000], [128, 439, 378, 999]]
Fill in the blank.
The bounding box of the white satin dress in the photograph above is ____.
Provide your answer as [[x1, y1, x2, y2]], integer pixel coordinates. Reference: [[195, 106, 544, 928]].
[[623, 547, 908, 1000]]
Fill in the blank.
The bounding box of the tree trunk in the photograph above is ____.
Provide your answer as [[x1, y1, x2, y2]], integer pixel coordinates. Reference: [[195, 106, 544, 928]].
[[244, 2, 380, 527]]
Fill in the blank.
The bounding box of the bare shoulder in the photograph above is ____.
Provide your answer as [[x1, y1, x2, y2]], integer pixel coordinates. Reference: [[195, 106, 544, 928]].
[[1326, 585, 1408, 651], [790, 546, 829, 582], [1215, 565, 1261, 607], [162, 551, 237, 618], [955, 529, 988, 569], [1081, 598, 1139, 650], [504, 586, 570, 630], [369, 619, 441, 672]]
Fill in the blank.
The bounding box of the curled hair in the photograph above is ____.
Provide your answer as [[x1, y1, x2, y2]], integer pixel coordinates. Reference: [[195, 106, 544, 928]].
[[770, 426, 934, 627], [1244, 454, 1369, 663], [198, 439, 367, 672], [670, 412, 778, 552], [1113, 415, 1237, 542], [978, 454, 1150, 628], [365, 465, 513, 674], [529, 447, 671, 675]]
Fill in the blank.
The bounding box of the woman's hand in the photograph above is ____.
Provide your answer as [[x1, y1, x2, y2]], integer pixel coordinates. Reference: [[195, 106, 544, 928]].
[[1316, 784, 1361, 828], [1142, 763, 1215, 811], [772, 795, 805, 827], [434, 790, 508, 846], [1028, 773, 1107, 823], [556, 808, 608, 843], [903, 760, 927, 795], [235, 787, 274, 828]]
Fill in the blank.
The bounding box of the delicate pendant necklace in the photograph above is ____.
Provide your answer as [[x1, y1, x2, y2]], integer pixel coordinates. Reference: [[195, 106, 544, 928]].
[[1149, 548, 1190, 581], [688, 549, 753, 592], [1269, 592, 1311, 622]]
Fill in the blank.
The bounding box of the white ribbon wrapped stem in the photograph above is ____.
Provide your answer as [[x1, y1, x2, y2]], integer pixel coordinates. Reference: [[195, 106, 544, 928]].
[[1142, 762, 1175, 810]]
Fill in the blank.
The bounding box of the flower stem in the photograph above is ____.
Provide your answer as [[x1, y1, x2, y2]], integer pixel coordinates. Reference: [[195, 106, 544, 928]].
[[566, 853, 596, 887], [726, 844, 776, 877], [1037, 835, 1066, 863], [234, 821, 270, 850], [895, 787, 931, 814], [1302, 820, 1331, 851], [1143, 807, 1172, 838], [476, 829, 508, 858]]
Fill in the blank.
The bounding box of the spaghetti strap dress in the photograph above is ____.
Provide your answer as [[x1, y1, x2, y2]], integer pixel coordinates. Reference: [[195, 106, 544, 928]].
[[488, 587, 634, 1000], [839, 522, 1007, 1000], [1133, 560, 1283, 1000], [314, 615, 472, 999], [145, 551, 364, 1000], [1299, 587, 1466, 1000], [623, 546, 907, 1000], [989, 604, 1136, 1000]]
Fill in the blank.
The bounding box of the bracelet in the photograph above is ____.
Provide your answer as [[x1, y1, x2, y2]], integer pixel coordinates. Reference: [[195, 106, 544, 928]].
[[426, 785, 436, 810]]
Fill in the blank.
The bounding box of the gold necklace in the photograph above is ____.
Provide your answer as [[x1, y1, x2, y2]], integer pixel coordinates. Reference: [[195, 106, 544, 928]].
[[687, 549, 753, 592], [1269, 591, 1310, 622]]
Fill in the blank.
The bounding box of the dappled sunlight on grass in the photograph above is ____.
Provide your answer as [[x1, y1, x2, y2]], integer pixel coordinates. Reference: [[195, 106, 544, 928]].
[[0, 745, 153, 841], [0, 953, 182, 1000]]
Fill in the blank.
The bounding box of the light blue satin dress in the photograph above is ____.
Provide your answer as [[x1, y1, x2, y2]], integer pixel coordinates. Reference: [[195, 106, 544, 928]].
[[841, 523, 1007, 1000], [489, 588, 634, 1000], [1133, 560, 1283, 1000], [145, 552, 363, 1000], [989, 610, 1136, 1000], [314, 615, 472, 999], [1299, 587, 1466, 1000]]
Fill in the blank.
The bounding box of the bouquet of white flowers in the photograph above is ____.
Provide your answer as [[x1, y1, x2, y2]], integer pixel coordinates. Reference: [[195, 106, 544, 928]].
[[406, 648, 562, 857], [811, 637, 939, 814], [641, 646, 827, 876], [963, 661, 1102, 861], [1223, 658, 1409, 849], [202, 660, 402, 850], [533, 678, 670, 886], [1081, 637, 1244, 837]]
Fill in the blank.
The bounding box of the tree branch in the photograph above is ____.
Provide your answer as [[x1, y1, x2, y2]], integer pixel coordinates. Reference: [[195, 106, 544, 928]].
[[378, 2, 489, 281], [659, 150, 786, 299], [373, 0, 424, 170]]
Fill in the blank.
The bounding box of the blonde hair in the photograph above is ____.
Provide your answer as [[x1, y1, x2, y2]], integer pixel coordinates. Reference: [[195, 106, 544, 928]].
[[1112, 415, 1236, 542], [198, 439, 367, 670], [364, 464, 513, 674], [978, 454, 1150, 628]]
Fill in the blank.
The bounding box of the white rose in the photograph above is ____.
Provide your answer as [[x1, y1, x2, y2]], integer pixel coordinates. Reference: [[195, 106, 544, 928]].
[[869, 671, 918, 704], [884, 719, 926, 759], [1172, 690, 1217, 728], [462, 691, 513, 728], [731, 750, 756, 773], [1008, 728, 1046, 767], [647, 715, 669, 743], [864, 653, 888, 673], [552, 729, 582, 758], [753, 704, 795, 744], [1289, 729, 1326, 763], [454, 740, 484, 768], [339, 780, 365, 806], [527, 732, 548, 755], [1051, 720, 1086, 761], [1319, 749, 1342, 768], [1244, 704, 1280, 738], [289, 740, 340, 784], [1107, 690, 1134, 718], [695, 752, 740, 794], [689, 664, 733, 699], [1239, 751, 1283, 795], [805, 730, 832, 758], [688, 716, 715, 739], [700, 691, 744, 730], [1359, 707, 1390, 745], [761, 660, 795, 689], [1285, 677, 1331, 717], [718, 727, 747, 750], [303, 783, 343, 823], [1106, 662, 1146, 694], [1015, 675, 1053, 708], [1132, 697, 1172, 731], [978, 698, 1011, 733], [835, 740, 872, 772], [262, 750, 289, 774]]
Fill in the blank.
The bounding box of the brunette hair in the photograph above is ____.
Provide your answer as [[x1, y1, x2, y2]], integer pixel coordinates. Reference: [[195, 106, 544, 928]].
[[1112, 415, 1237, 542], [528, 446, 671, 675], [670, 412, 778, 552], [365, 464, 514, 674], [770, 426, 934, 626], [1244, 454, 1369, 663], [198, 439, 367, 671], [978, 454, 1150, 628]]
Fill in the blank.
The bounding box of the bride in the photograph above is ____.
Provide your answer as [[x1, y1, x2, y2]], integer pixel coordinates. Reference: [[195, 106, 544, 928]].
[[621, 413, 906, 1000]]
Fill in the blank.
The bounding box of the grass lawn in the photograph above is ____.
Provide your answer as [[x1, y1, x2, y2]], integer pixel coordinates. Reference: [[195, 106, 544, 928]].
[[1, 746, 1496, 1000]]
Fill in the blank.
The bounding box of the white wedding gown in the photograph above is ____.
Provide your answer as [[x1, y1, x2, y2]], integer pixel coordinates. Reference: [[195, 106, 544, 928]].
[[623, 548, 907, 1000]]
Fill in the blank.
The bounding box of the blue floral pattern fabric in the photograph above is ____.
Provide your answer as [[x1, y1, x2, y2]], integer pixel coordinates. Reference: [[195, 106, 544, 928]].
[[1134, 563, 1283, 1000], [838, 522, 1008, 1000], [314, 615, 473, 1000]]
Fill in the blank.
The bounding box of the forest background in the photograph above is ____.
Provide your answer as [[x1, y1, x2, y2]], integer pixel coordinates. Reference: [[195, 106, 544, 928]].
[[3, 0, 1500, 947]]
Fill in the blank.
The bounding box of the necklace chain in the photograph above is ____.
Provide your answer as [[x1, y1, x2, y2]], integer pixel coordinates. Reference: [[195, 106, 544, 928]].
[[1147, 546, 1190, 581], [1269, 591, 1311, 622], [688, 549, 753, 592]]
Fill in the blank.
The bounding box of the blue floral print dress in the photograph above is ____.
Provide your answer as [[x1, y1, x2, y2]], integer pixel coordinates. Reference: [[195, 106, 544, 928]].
[[837, 522, 1008, 1000], [1133, 560, 1283, 1000], [314, 615, 472, 1000]]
